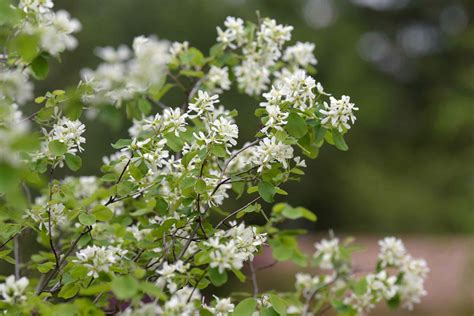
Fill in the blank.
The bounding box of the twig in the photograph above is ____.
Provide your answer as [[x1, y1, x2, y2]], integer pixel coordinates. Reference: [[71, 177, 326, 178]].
[[14, 235, 20, 279], [37, 226, 92, 294], [249, 260, 259, 297], [146, 96, 167, 110], [215, 196, 261, 229]]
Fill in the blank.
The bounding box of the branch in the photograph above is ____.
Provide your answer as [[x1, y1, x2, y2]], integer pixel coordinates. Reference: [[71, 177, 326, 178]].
[[249, 260, 259, 297], [215, 196, 261, 229], [14, 235, 20, 279]]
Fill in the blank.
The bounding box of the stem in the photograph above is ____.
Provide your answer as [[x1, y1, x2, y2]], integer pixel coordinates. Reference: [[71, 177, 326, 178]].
[[249, 260, 259, 297], [13, 235, 20, 279], [215, 196, 261, 229]]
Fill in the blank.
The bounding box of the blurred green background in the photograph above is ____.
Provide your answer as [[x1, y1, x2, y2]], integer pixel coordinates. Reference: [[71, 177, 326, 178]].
[[37, 0, 474, 235]]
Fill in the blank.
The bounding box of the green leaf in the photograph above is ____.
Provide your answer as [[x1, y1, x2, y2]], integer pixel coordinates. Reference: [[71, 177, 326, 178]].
[[58, 283, 79, 299], [48, 140, 68, 156], [258, 181, 276, 203], [111, 139, 131, 149], [285, 112, 307, 139], [387, 293, 401, 310], [80, 282, 111, 296], [37, 261, 55, 273], [232, 298, 257, 316], [211, 144, 227, 157], [261, 307, 279, 316], [353, 278, 368, 296], [332, 130, 349, 151], [140, 282, 166, 300], [11, 33, 39, 62], [137, 98, 152, 115], [208, 268, 228, 287], [269, 294, 287, 316], [78, 213, 96, 226], [282, 206, 303, 219], [111, 275, 139, 300], [65, 154, 82, 171], [195, 179, 207, 194], [92, 205, 113, 222], [30, 55, 49, 80]]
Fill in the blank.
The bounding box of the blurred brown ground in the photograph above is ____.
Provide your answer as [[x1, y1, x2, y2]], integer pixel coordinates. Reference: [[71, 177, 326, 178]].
[[245, 235, 474, 316]]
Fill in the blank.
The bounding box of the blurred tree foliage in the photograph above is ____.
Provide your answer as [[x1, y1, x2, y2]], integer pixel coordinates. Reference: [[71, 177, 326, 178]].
[[34, 0, 473, 234]]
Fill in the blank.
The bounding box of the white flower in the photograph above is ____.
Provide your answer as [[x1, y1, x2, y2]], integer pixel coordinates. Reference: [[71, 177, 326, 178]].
[[216, 16, 246, 49], [126, 224, 151, 241], [251, 137, 294, 172], [234, 58, 270, 96], [366, 270, 398, 300], [25, 202, 68, 235], [18, 0, 53, 13], [48, 117, 86, 154], [39, 10, 82, 56], [163, 286, 201, 315], [378, 237, 406, 267], [320, 95, 359, 132], [261, 104, 289, 134], [258, 18, 293, 49], [314, 238, 340, 270], [0, 69, 34, 105], [207, 66, 231, 93], [283, 42, 317, 67], [95, 45, 131, 63], [188, 90, 219, 117], [0, 275, 29, 304], [399, 256, 429, 310], [73, 245, 127, 278], [170, 41, 189, 57], [162, 107, 188, 136], [120, 303, 163, 316], [211, 116, 239, 147], [206, 296, 235, 316]]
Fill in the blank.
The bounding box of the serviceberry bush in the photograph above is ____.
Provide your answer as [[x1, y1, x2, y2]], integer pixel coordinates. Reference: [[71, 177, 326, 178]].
[[0, 1, 429, 315]]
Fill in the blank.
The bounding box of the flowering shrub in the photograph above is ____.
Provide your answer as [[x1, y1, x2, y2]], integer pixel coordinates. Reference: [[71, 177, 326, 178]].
[[0, 2, 428, 315]]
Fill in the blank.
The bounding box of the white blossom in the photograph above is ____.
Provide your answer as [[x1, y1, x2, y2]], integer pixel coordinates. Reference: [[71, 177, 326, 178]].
[[320, 95, 359, 132], [251, 136, 294, 172], [0, 275, 29, 304], [283, 42, 317, 67], [206, 296, 235, 316], [0, 69, 34, 105], [73, 245, 127, 278], [48, 117, 86, 153], [207, 66, 231, 93], [314, 238, 340, 270], [378, 237, 407, 267]]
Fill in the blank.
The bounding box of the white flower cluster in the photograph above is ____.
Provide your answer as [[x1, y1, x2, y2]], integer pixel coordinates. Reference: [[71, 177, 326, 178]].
[[19, 0, 81, 56], [320, 95, 359, 132], [0, 103, 30, 165], [206, 66, 231, 93], [205, 296, 235, 316], [81, 36, 171, 106], [205, 222, 266, 273], [343, 237, 429, 314], [47, 117, 86, 153], [0, 69, 34, 105], [25, 200, 68, 235], [121, 286, 202, 316], [295, 272, 335, 297], [313, 237, 342, 270], [283, 42, 318, 68], [30, 116, 86, 167], [0, 275, 29, 304], [73, 245, 128, 278]]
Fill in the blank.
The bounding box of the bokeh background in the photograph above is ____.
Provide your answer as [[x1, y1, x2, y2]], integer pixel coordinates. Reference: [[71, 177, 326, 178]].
[[34, 0, 473, 314]]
